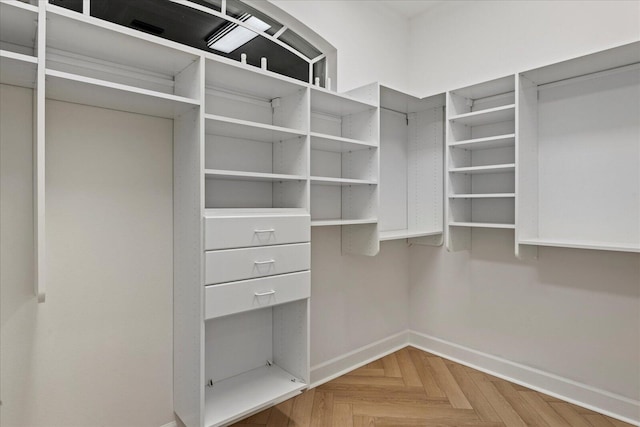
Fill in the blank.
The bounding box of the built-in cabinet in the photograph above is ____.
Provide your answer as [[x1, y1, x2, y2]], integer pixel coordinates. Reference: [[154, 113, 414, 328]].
[[2, 1, 639, 425]]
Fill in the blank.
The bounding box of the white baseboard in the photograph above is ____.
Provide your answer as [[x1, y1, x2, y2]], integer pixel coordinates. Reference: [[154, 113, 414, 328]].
[[309, 330, 409, 388], [409, 330, 640, 426]]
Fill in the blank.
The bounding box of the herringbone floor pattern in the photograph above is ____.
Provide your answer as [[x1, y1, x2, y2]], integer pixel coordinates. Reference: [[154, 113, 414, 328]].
[[232, 347, 633, 427]]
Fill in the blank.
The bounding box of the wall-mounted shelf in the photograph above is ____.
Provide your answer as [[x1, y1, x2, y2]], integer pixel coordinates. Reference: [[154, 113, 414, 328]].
[[205, 115, 306, 143], [311, 177, 376, 186], [310, 132, 376, 152], [379, 229, 441, 241], [0, 0, 38, 56], [311, 218, 377, 227], [449, 193, 515, 199], [205, 170, 306, 182], [450, 222, 515, 229], [449, 104, 515, 126], [448, 133, 515, 150], [519, 238, 640, 253], [449, 164, 515, 174], [0, 49, 37, 88]]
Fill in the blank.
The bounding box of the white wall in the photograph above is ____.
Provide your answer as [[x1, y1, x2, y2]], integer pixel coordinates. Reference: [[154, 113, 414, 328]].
[[270, 0, 411, 93], [407, 0, 640, 418], [409, 0, 640, 96], [1, 91, 175, 426]]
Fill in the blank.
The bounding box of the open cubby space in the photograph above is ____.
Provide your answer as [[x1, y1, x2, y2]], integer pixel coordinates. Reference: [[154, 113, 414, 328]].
[[310, 89, 377, 144], [310, 184, 377, 224], [378, 87, 444, 241], [311, 148, 377, 182], [449, 198, 515, 226], [518, 47, 640, 252], [46, 6, 202, 99], [205, 178, 307, 210], [449, 171, 515, 196], [0, 1, 38, 56], [204, 299, 308, 427]]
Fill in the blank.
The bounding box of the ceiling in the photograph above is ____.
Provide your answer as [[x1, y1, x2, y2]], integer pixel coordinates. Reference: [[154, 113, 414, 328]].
[[378, 1, 444, 18]]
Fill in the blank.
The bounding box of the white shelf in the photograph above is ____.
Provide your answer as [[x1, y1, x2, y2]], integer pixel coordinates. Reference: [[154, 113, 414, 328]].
[[449, 104, 515, 126], [450, 222, 515, 229], [46, 4, 200, 77], [204, 208, 309, 218], [311, 176, 377, 186], [311, 87, 377, 116], [0, 0, 38, 54], [45, 69, 200, 119], [311, 218, 377, 227], [519, 238, 640, 253], [448, 134, 515, 150], [449, 193, 515, 199], [206, 56, 307, 100], [205, 114, 306, 143], [310, 132, 376, 152], [0, 49, 37, 88], [205, 364, 306, 427], [205, 169, 306, 182], [451, 75, 515, 100], [449, 164, 515, 174], [379, 229, 442, 241]]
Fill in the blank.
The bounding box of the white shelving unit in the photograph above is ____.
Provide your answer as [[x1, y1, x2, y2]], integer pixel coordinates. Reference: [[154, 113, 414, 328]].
[[446, 75, 518, 251], [309, 84, 380, 255], [378, 85, 444, 244], [517, 41, 640, 254]]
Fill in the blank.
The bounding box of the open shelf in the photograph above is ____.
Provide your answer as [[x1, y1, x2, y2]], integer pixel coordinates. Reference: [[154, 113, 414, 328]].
[[449, 193, 515, 199], [449, 163, 515, 174], [45, 69, 200, 119], [205, 114, 306, 143], [448, 134, 515, 150], [519, 238, 640, 253], [0, 50, 37, 88], [311, 176, 377, 186], [449, 104, 515, 126], [310, 87, 377, 116], [46, 5, 200, 85], [310, 132, 376, 152], [311, 218, 377, 227], [205, 170, 306, 182], [0, 0, 38, 56], [206, 56, 307, 101], [379, 229, 441, 241], [450, 222, 515, 229]]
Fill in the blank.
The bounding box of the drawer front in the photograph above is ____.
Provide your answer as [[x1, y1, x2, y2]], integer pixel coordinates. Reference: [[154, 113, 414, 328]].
[[205, 243, 310, 285], [204, 215, 310, 250], [205, 271, 310, 319]]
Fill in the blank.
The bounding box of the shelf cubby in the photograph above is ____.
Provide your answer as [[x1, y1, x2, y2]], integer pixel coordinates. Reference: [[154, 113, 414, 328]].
[[46, 5, 203, 100], [517, 41, 640, 254], [0, 0, 38, 56], [446, 76, 517, 250], [0, 49, 37, 88], [204, 299, 308, 427], [378, 86, 444, 243]]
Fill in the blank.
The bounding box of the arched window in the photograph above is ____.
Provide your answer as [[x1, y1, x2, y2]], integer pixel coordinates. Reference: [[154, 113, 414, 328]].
[[49, 0, 335, 88]]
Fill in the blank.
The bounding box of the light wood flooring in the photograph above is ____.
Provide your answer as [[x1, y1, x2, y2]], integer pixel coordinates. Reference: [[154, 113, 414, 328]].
[[232, 347, 634, 427]]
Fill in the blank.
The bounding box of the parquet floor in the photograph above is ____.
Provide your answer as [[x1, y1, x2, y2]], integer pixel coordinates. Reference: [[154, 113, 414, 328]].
[[232, 347, 634, 427]]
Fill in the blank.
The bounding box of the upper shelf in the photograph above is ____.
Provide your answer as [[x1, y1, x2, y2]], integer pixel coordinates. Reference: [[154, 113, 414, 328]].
[[311, 177, 377, 186], [448, 134, 515, 150], [205, 114, 306, 143], [310, 132, 377, 152], [0, 50, 37, 88], [449, 164, 515, 175], [46, 5, 201, 79], [450, 75, 515, 100], [0, 1, 38, 55], [519, 238, 640, 253], [379, 229, 442, 241], [45, 69, 200, 119], [449, 105, 515, 127], [310, 87, 377, 116], [205, 56, 307, 101], [205, 169, 306, 182]]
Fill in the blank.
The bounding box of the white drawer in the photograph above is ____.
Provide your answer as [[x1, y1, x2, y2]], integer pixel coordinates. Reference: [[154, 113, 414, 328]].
[[205, 271, 310, 319], [205, 243, 310, 285], [204, 209, 310, 250]]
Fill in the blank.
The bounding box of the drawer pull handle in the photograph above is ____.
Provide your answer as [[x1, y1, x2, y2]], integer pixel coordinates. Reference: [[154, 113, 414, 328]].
[[254, 259, 275, 265], [255, 290, 276, 296], [254, 228, 275, 234]]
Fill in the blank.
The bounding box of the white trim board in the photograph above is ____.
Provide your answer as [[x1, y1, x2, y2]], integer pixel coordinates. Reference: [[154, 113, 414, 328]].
[[309, 330, 409, 387], [408, 330, 640, 426]]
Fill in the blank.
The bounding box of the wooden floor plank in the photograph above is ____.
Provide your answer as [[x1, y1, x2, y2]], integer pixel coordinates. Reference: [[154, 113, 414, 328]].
[[332, 403, 353, 427], [428, 356, 473, 409], [231, 347, 631, 427], [549, 402, 594, 427]]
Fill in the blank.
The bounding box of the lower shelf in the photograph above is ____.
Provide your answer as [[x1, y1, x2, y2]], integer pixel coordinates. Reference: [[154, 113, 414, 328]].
[[205, 364, 306, 427], [311, 218, 377, 227], [519, 238, 640, 253], [450, 222, 515, 229], [379, 229, 441, 241]]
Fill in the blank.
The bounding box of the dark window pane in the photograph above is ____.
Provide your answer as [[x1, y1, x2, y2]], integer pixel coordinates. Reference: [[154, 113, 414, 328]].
[[225, 0, 282, 36], [50, 0, 83, 13], [189, 0, 222, 13]]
